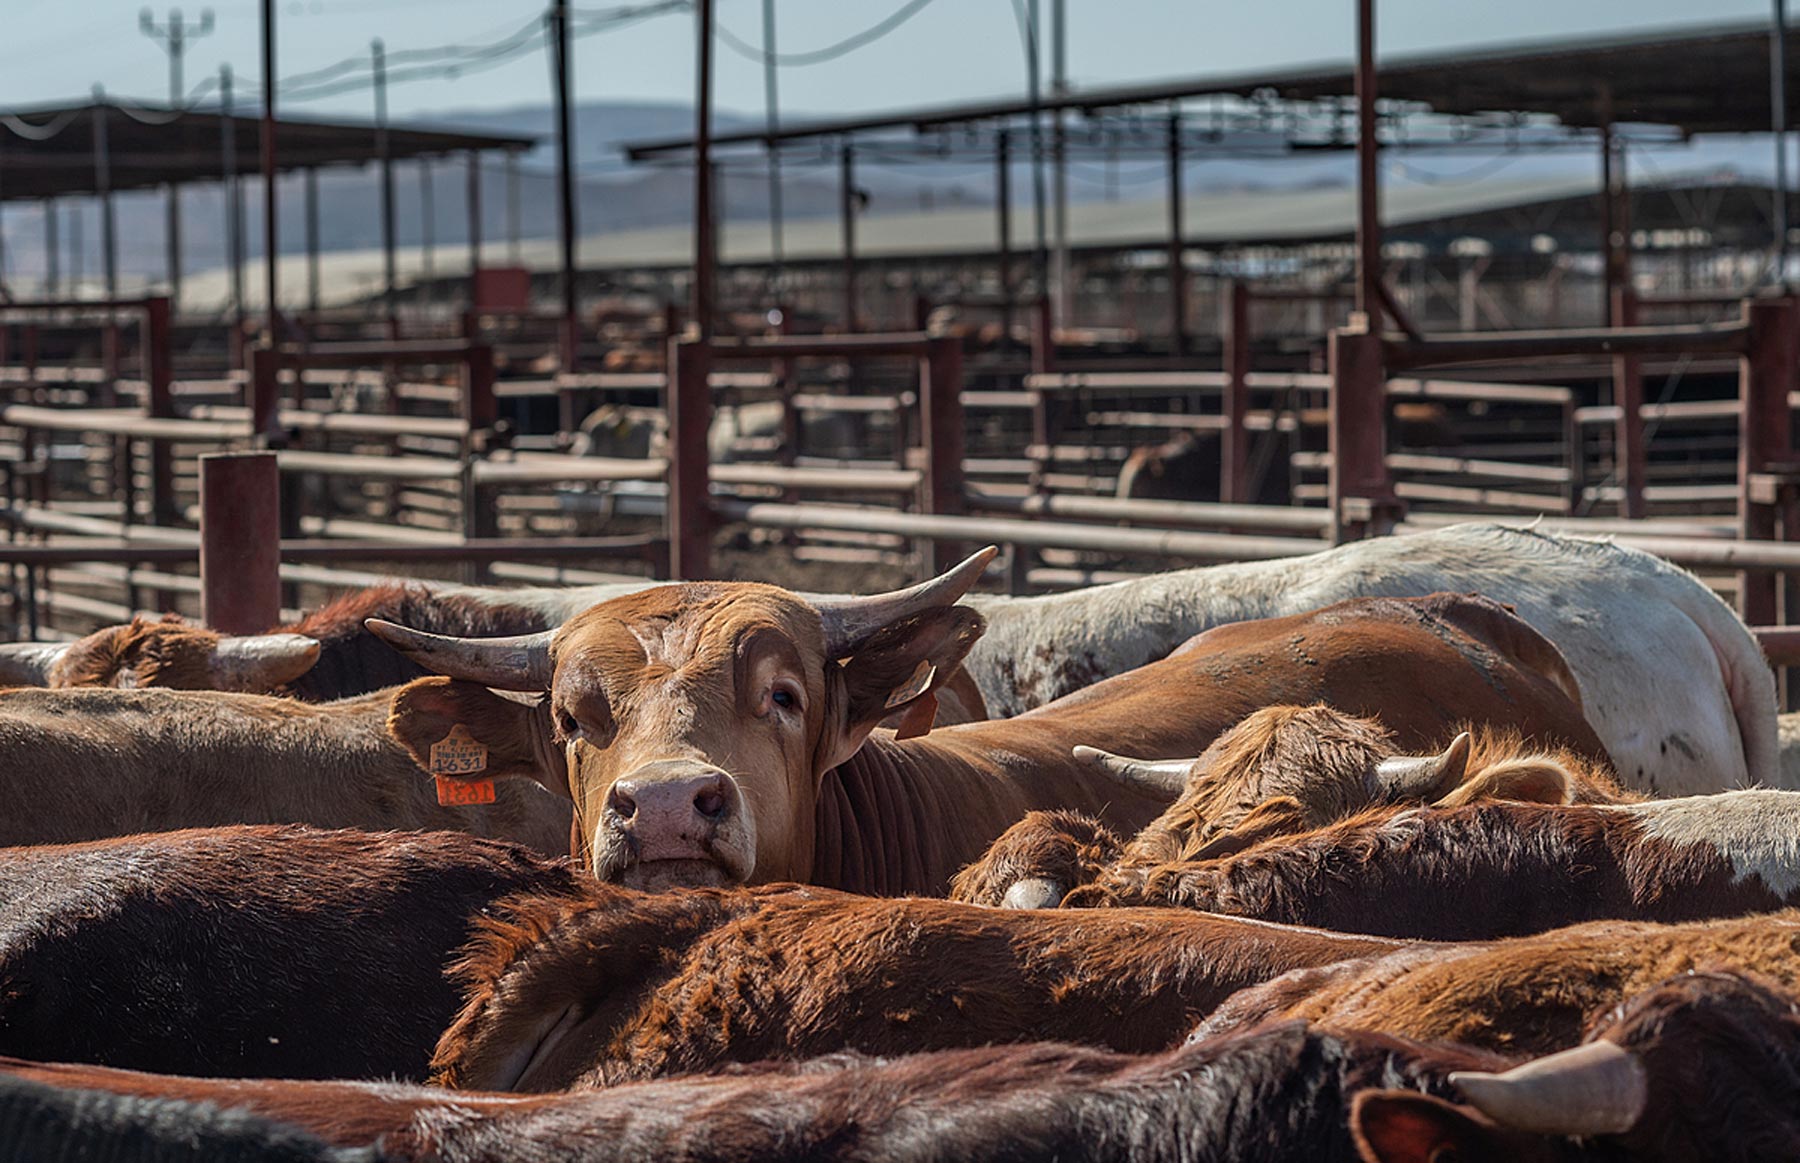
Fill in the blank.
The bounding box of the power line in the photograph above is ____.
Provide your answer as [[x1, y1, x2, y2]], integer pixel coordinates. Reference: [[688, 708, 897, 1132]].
[[714, 0, 937, 67]]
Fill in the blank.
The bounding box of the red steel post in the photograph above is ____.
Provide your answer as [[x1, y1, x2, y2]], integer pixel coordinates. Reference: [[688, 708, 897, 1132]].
[[1740, 296, 1800, 625], [1354, 0, 1381, 324], [1221, 280, 1250, 503], [1328, 323, 1395, 542], [1611, 286, 1648, 518], [143, 296, 177, 524], [249, 344, 281, 442], [462, 342, 497, 432], [921, 334, 967, 575], [667, 336, 714, 578], [199, 451, 281, 634]]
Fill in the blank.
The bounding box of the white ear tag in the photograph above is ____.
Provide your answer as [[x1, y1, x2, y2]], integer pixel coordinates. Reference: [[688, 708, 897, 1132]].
[[884, 661, 936, 710]]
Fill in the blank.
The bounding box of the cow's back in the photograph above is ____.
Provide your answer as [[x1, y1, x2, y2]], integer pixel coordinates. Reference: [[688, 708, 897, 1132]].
[[0, 826, 584, 1081]]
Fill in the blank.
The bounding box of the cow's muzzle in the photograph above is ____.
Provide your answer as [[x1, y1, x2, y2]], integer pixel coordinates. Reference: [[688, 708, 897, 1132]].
[[595, 760, 755, 889]]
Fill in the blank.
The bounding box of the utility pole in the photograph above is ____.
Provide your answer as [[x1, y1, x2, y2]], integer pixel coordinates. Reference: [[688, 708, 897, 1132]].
[[1775, 0, 1791, 287], [1050, 0, 1069, 328], [373, 38, 398, 334], [1025, 0, 1047, 305], [761, 0, 784, 291], [139, 6, 212, 311], [551, 0, 579, 368], [221, 63, 244, 352], [260, 0, 278, 342]]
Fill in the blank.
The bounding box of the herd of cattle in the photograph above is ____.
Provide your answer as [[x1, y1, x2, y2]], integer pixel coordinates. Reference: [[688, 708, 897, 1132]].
[[0, 522, 1796, 1160]]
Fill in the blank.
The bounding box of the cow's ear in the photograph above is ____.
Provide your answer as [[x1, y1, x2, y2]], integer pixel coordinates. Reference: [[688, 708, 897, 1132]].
[[819, 606, 984, 770], [1350, 1092, 1519, 1163], [388, 677, 569, 798]]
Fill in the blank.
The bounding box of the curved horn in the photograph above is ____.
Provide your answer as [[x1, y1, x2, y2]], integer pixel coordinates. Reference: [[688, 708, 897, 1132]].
[[1449, 1040, 1647, 1137], [207, 634, 322, 692], [1372, 731, 1472, 802], [1001, 877, 1065, 910], [1074, 745, 1191, 796], [814, 546, 998, 657], [364, 619, 554, 691], [0, 642, 69, 687]]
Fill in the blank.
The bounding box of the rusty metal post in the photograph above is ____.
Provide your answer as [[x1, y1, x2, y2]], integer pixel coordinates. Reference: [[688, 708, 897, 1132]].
[[839, 142, 858, 332], [462, 342, 497, 432], [249, 345, 281, 442], [260, 0, 278, 342], [1740, 296, 1800, 624], [921, 335, 966, 575], [143, 297, 177, 524], [1354, 0, 1381, 324], [1221, 280, 1250, 503], [303, 167, 321, 318], [466, 150, 483, 312], [667, 337, 713, 578], [692, 0, 716, 341], [1611, 286, 1647, 518], [373, 40, 398, 337], [221, 65, 245, 365], [200, 452, 280, 634], [1166, 111, 1187, 358], [1328, 323, 1396, 542], [996, 128, 1013, 343], [42, 198, 58, 298]]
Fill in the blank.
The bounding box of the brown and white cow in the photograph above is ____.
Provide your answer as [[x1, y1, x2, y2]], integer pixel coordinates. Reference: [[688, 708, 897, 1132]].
[[0, 826, 585, 1081], [1192, 907, 1800, 1057], [8, 971, 1791, 1163], [373, 551, 1607, 895], [953, 703, 1630, 908], [1056, 790, 1800, 939], [0, 685, 570, 851]]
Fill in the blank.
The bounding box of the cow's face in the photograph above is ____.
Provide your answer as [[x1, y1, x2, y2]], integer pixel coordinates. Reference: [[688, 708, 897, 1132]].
[[0, 617, 319, 692], [381, 551, 993, 889], [1080, 705, 1475, 864]]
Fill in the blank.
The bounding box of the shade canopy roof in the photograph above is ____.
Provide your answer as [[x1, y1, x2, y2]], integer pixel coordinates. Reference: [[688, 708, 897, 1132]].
[[0, 101, 535, 201], [626, 20, 1796, 160]]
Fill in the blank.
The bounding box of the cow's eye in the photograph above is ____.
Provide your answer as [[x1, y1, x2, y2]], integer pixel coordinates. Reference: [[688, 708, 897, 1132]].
[[771, 689, 796, 710], [556, 709, 581, 740]]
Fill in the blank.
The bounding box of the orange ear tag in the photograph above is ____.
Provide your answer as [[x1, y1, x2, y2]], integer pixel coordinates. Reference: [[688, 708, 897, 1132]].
[[430, 725, 496, 807], [884, 661, 936, 710]]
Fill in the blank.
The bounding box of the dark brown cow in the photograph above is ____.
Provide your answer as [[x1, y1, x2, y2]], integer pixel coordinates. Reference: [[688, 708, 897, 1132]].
[[1193, 908, 1800, 1058], [0, 1026, 1501, 1163], [6, 972, 1792, 1163], [0, 685, 570, 851], [1352, 969, 1800, 1163], [0, 826, 585, 1081], [1057, 790, 1800, 940], [954, 703, 1627, 908], [376, 550, 1607, 895], [426, 882, 1405, 1092]]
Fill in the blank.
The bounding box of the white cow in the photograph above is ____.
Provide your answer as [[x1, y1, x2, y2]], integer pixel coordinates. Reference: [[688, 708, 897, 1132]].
[[472, 524, 1775, 797]]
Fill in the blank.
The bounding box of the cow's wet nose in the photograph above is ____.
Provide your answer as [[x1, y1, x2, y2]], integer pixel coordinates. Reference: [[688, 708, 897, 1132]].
[[605, 763, 741, 855]]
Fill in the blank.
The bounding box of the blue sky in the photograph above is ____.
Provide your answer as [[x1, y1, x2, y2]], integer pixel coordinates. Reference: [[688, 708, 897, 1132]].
[[0, 0, 1777, 125]]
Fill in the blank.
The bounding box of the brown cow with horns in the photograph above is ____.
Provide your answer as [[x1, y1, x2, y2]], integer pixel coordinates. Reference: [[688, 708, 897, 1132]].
[[371, 547, 1607, 895]]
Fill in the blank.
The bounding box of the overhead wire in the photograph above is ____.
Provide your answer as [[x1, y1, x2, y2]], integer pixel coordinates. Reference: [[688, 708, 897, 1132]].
[[714, 0, 937, 66]]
